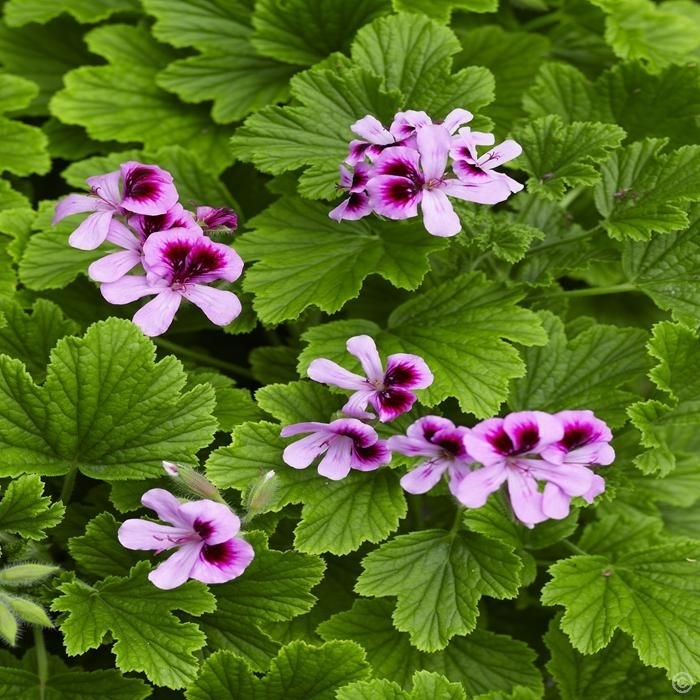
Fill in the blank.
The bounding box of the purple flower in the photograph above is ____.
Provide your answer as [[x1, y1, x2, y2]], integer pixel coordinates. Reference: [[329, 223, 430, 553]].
[[100, 228, 243, 336], [387, 416, 473, 496], [540, 410, 615, 467], [128, 202, 201, 240], [457, 411, 598, 527], [389, 108, 473, 143], [329, 163, 373, 222], [117, 488, 254, 590], [366, 124, 502, 236], [280, 418, 391, 480], [195, 206, 239, 234], [53, 161, 179, 250], [307, 334, 433, 422], [346, 115, 398, 165]]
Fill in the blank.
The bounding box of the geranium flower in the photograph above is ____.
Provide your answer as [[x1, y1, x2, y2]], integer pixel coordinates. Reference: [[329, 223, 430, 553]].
[[117, 488, 254, 590], [366, 124, 505, 236], [280, 418, 391, 480], [457, 411, 597, 527], [100, 228, 243, 336], [307, 334, 433, 422], [329, 163, 373, 222], [387, 416, 473, 495], [54, 161, 179, 250], [195, 206, 239, 234], [346, 114, 398, 165]]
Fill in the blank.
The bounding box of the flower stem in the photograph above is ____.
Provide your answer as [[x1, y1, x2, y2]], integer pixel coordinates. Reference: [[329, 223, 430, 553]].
[[548, 283, 636, 298], [561, 539, 587, 556], [34, 627, 49, 700], [450, 506, 466, 534], [154, 337, 254, 381], [60, 465, 78, 505]]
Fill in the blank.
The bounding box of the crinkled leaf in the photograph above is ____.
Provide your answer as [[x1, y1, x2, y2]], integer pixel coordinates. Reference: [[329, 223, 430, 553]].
[[0, 318, 217, 479], [514, 115, 625, 199], [3, 0, 140, 26], [545, 617, 672, 700], [0, 119, 49, 176], [337, 670, 467, 700], [52, 563, 216, 689], [250, 346, 300, 385], [393, 0, 496, 23], [509, 311, 648, 427], [319, 598, 543, 696], [255, 381, 342, 425], [541, 516, 700, 677], [199, 531, 324, 669], [50, 24, 233, 173], [237, 197, 447, 325], [0, 474, 64, 539], [294, 469, 407, 555], [0, 74, 37, 113], [251, 0, 390, 66], [356, 529, 522, 651]]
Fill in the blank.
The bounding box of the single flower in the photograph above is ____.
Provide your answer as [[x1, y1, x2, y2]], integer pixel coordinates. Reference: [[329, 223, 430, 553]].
[[54, 161, 179, 250], [280, 418, 391, 480], [117, 488, 254, 590], [195, 206, 239, 234], [457, 411, 597, 527], [100, 228, 243, 336], [387, 416, 473, 496], [307, 334, 433, 422], [329, 163, 373, 222]]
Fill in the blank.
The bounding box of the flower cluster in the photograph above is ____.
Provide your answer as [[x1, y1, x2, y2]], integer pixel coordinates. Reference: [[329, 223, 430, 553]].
[[330, 109, 523, 237], [54, 161, 242, 336], [118, 488, 254, 590], [280, 337, 614, 527]]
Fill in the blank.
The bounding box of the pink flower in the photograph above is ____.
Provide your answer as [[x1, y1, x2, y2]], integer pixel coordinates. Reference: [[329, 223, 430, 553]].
[[457, 411, 598, 527], [117, 488, 254, 590], [329, 163, 373, 222], [54, 161, 179, 250], [280, 418, 391, 480], [307, 334, 433, 422], [387, 416, 473, 496], [346, 114, 398, 165], [100, 228, 243, 336], [195, 206, 239, 234]]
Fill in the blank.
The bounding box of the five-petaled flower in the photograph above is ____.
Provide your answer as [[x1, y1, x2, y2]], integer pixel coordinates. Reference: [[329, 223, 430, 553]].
[[307, 334, 433, 422], [118, 488, 254, 590], [280, 418, 391, 480]]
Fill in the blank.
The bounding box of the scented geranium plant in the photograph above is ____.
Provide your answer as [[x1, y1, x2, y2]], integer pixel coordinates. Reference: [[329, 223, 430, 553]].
[[1, 0, 700, 698]]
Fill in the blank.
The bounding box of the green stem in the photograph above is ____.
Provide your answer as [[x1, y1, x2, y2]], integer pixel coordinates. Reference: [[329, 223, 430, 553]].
[[154, 337, 254, 380], [548, 283, 636, 298], [407, 495, 425, 530], [60, 465, 78, 505], [522, 10, 563, 30], [528, 228, 598, 253], [33, 627, 48, 700], [561, 539, 587, 556], [450, 506, 466, 534]]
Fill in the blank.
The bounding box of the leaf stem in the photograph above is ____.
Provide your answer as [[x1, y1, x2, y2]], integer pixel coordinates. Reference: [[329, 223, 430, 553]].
[[548, 283, 636, 298], [561, 539, 587, 556], [60, 465, 78, 505], [154, 337, 254, 381], [450, 506, 465, 534], [33, 627, 49, 700]]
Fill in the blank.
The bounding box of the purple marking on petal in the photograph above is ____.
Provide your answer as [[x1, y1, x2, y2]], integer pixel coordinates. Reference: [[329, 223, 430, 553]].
[[195, 205, 238, 233], [478, 140, 523, 169], [119, 162, 178, 215], [351, 439, 391, 471], [407, 415, 455, 441], [329, 192, 372, 221], [370, 386, 417, 422], [367, 175, 421, 220], [191, 537, 254, 584], [372, 146, 421, 178], [179, 499, 240, 545], [384, 353, 433, 390], [503, 411, 564, 455]]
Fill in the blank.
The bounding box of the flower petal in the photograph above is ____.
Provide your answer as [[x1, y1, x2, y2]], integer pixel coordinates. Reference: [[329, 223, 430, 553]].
[[282, 432, 329, 469], [117, 519, 189, 551], [131, 289, 182, 337], [456, 463, 507, 507], [178, 499, 241, 545], [317, 435, 353, 480], [181, 285, 242, 327], [477, 140, 523, 169], [541, 483, 572, 520], [141, 488, 188, 526], [100, 275, 159, 305], [351, 439, 391, 471], [329, 193, 372, 221], [420, 188, 461, 237], [88, 249, 141, 283], [400, 459, 446, 494], [190, 537, 255, 584], [119, 161, 179, 215], [369, 387, 417, 422], [416, 124, 450, 180], [307, 358, 368, 390], [68, 210, 115, 250], [53, 193, 101, 224], [506, 469, 546, 527], [148, 541, 202, 590], [351, 115, 395, 145], [346, 335, 384, 381], [441, 108, 473, 134]]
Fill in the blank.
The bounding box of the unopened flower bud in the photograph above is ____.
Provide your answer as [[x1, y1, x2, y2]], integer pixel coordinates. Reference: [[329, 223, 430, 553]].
[[162, 461, 222, 501], [244, 470, 279, 520]]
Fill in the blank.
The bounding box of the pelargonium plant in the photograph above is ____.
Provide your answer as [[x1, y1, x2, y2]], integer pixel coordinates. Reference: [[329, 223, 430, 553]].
[[0, 1, 699, 699]]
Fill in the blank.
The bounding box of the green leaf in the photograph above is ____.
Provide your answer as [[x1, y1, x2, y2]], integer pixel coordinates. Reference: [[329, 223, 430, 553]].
[[541, 517, 700, 677], [52, 563, 216, 689], [0, 74, 37, 112], [591, 0, 700, 73], [255, 381, 341, 425], [251, 0, 390, 66], [50, 24, 234, 173], [356, 529, 522, 651], [545, 616, 672, 700], [628, 321, 700, 474], [623, 204, 700, 324], [337, 670, 468, 700], [319, 598, 543, 696], [0, 563, 59, 587], [2, 595, 52, 628], [0, 475, 64, 539], [187, 641, 370, 700], [294, 469, 407, 555], [3, 0, 140, 26], [68, 512, 145, 579], [199, 531, 324, 670], [250, 346, 300, 385], [509, 312, 648, 427], [0, 119, 49, 176], [0, 17, 94, 115], [0, 299, 79, 382], [0, 318, 217, 480], [0, 649, 151, 699], [393, 0, 496, 23], [237, 197, 447, 325], [514, 115, 626, 199], [594, 140, 700, 240]]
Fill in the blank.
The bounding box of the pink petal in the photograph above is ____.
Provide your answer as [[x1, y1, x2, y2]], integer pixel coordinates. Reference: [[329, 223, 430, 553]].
[[86, 169, 122, 207], [351, 115, 394, 145], [280, 421, 328, 437], [148, 541, 203, 590], [181, 285, 242, 327], [53, 193, 101, 224], [400, 459, 446, 494], [390, 110, 432, 140], [478, 140, 523, 169], [88, 249, 141, 283], [463, 418, 508, 466], [100, 275, 158, 305], [117, 519, 190, 551], [406, 415, 455, 440], [141, 488, 188, 526], [443, 177, 515, 205], [68, 210, 115, 250], [119, 161, 179, 215], [385, 353, 433, 390], [131, 289, 182, 336], [106, 219, 142, 249], [346, 335, 384, 381], [307, 358, 368, 390], [189, 537, 255, 584], [372, 146, 421, 178], [329, 193, 372, 222], [282, 432, 329, 469], [441, 108, 473, 134], [416, 124, 450, 181], [456, 463, 508, 508], [369, 387, 417, 422], [506, 469, 546, 527], [340, 389, 376, 419], [351, 439, 391, 471], [542, 483, 572, 519], [178, 500, 241, 545], [367, 175, 420, 220], [582, 474, 606, 503], [317, 436, 353, 480], [528, 461, 594, 498], [504, 411, 564, 453], [386, 434, 442, 458], [420, 188, 461, 237]]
